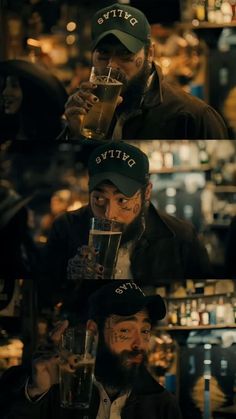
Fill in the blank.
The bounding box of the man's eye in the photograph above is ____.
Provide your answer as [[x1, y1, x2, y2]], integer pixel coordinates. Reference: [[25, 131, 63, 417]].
[[120, 328, 130, 333], [120, 55, 134, 62], [118, 198, 129, 205], [142, 329, 151, 335], [97, 52, 110, 60], [94, 197, 105, 206]]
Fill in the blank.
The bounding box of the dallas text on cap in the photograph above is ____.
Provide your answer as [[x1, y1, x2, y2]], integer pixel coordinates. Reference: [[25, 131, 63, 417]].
[[97, 9, 139, 27], [95, 150, 136, 168]]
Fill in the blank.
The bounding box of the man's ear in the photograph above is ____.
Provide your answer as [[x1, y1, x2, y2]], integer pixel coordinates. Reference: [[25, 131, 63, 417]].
[[87, 319, 98, 335], [147, 42, 155, 65], [145, 182, 152, 201]]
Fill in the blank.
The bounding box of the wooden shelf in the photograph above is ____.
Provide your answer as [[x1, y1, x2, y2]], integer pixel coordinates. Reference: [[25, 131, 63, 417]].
[[157, 324, 236, 331], [178, 21, 236, 30], [206, 221, 231, 228], [213, 185, 236, 193], [165, 292, 235, 301], [150, 163, 212, 174]]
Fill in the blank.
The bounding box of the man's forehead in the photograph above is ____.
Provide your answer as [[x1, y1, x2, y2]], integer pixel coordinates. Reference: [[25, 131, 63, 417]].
[[91, 182, 127, 196], [106, 309, 150, 325], [95, 38, 132, 54]]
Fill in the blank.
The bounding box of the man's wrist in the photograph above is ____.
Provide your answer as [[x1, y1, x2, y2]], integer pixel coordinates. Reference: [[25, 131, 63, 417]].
[[25, 377, 49, 402]]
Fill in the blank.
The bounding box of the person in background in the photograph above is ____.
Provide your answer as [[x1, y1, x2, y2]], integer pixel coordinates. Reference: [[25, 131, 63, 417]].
[[42, 141, 212, 283], [62, 2, 229, 140], [66, 57, 91, 95], [0, 59, 68, 141], [38, 189, 74, 241], [0, 281, 183, 419], [0, 180, 38, 278], [152, 25, 204, 97]]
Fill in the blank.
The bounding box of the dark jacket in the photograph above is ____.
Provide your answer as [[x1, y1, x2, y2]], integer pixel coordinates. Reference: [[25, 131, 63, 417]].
[[42, 203, 212, 284], [0, 365, 182, 419], [60, 63, 229, 140]]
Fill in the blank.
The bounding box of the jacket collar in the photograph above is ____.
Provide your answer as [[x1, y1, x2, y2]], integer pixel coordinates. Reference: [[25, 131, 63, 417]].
[[143, 203, 175, 241], [130, 365, 165, 396], [142, 62, 164, 109]]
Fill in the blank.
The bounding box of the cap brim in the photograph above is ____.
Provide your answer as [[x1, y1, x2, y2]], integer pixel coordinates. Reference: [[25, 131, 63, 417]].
[[89, 172, 142, 197], [92, 29, 144, 53], [110, 294, 166, 322]]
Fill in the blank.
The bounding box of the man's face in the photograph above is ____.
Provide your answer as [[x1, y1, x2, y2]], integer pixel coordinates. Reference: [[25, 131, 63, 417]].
[[92, 38, 150, 82], [90, 183, 143, 225], [94, 309, 151, 389], [104, 310, 151, 362]]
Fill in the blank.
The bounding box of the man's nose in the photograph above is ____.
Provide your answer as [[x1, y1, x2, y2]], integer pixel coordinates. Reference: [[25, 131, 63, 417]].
[[131, 331, 143, 350], [107, 56, 120, 70], [104, 201, 118, 220]]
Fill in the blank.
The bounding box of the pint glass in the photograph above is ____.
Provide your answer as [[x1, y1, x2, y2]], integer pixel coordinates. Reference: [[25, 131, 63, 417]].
[[59, 326, 97, 410], [80, 67, 124, 140], [88, 217, 124, 279]]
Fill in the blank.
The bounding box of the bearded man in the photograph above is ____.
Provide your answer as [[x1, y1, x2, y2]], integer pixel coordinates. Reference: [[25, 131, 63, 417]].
[[61, 2, 228, 140], [0, 281, 183, 419], [41, 141, 211, 283]]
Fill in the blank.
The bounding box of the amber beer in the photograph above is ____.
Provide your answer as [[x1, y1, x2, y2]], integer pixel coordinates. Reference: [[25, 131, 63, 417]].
[[89, 229, 122, 278], [60, 357, 95, 410], [80, 67, 123, 140], [59, 327, 97, 410]]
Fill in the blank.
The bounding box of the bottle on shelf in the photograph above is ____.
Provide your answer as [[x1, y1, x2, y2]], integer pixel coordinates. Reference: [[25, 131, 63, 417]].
[[199, 300, 210, 325], [233, 299, 236, 323], [198, 140, 209, 164], [208, 300, 217, 325], [191, 299, 200, 326], [185, 300, 192, 326], [179, 302, 187, 326], [216, 296, 225, 324]]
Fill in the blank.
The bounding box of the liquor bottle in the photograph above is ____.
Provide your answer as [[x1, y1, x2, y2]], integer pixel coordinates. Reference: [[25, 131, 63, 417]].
[[191, 299, 200, 326], [198, 140, 209, 164], [186, 300, 192, 326], [199, 301, 210, 325], [216, 296, 225, 324], [221, 0, 233, 22], [208, 300, 217, 325], [230, 0, 236, 20], [179, 302, 187, 326], [208, 0, 217, 21], [193, 0, 207, 21], [169, 303, 178, 326], [233, 300, 236, 323]]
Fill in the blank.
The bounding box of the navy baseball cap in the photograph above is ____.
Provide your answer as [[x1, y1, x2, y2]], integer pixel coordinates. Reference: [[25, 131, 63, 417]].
[[88, 141, 150, 197], [91, 3, 151, 53], [88, 281, 166, 324]]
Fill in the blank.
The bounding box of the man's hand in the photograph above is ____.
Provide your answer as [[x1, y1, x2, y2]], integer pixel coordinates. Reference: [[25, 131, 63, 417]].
[[64, 81, 123, 139], [67, 245, 104, 280], [27, 320, 69, 397], [64, 81, 98, 139]]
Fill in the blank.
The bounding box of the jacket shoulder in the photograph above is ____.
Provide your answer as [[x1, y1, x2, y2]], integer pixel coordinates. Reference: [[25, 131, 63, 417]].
[[155, 209, 197, 242]]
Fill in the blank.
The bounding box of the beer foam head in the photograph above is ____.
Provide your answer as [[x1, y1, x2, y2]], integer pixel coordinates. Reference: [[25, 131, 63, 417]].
[[88, 280, 166, 325], [88, 141, 149, 197], [91, 3, 151, 54]]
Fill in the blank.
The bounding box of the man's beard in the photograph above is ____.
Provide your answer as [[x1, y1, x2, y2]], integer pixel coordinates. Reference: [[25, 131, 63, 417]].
[[95, 334, 147, 391], [120, 208, 145, 245], [118, 59, 151, 114]]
